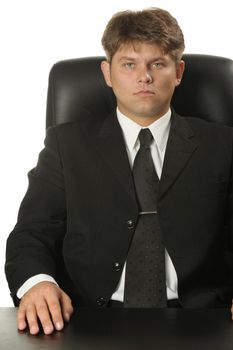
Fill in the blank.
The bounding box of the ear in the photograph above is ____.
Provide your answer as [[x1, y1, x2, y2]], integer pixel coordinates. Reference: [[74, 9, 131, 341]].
[[175, 60, 185, 86], [101, 61, 112, 87]]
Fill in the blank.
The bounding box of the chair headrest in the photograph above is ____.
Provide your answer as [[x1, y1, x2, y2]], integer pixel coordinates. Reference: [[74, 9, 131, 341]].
[[46, 54, 233, 128]]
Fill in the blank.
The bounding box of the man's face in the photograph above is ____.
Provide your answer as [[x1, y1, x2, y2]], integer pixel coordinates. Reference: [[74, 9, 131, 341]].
[[101, 42, 185, 125]]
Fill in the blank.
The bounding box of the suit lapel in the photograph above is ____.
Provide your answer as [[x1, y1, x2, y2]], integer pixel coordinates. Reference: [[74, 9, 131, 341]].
[[159, 112, 198, 199], [95, 111, 137, 203], [94, 110, 198, 204]]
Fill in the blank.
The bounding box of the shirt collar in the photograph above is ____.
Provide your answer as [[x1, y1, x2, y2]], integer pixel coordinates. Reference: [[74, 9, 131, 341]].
[[117, 108, 171, 153]]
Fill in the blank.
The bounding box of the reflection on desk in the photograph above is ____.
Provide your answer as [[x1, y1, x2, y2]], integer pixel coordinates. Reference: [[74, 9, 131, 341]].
[[1, 307, 233, 350]]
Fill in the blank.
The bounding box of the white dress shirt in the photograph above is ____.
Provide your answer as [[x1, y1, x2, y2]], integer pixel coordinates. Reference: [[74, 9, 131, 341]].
[[111, 108, 178, 301], [17, 108, 178, 301]]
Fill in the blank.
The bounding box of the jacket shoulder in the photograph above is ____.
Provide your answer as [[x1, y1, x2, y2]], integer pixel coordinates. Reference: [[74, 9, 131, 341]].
[[184, 114, 231, 128], [47, 112, 107, 139], [178, 113, 233, 138]]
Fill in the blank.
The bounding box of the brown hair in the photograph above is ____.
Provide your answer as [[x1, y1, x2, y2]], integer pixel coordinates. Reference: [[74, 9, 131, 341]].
[[101, 8, 185, 62]]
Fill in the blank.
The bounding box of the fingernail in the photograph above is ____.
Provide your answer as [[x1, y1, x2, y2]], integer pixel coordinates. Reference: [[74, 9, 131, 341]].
[[18, 322, 25, 330], [45, 326, 53, 334], [64, 313, 70, 321], [55, 322, 63, 330], [30, 326, 38, 334]]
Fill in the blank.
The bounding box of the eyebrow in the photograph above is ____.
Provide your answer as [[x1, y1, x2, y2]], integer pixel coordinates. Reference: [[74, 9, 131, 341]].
[[118, 56, 136, 62], [118, 56, 166, 62]]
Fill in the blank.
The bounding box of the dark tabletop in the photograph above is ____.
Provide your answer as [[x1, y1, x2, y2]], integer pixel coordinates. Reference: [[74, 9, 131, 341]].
[[1, 307, 233, 350]]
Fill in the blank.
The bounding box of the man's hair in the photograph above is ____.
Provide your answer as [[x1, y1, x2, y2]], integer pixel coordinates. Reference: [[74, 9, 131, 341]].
[[101, 8, 185, 63]]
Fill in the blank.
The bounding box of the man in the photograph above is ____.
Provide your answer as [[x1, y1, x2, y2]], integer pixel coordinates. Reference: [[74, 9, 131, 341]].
[[5, 8, 233, 336]]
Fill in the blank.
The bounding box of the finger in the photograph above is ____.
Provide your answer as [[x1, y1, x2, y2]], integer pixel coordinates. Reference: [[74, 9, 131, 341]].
[[17, 304, 27, 331], [46, 296, 64, 331], [25, 303, 40, 335], [36, 299, 55, 334], [60, 292, 74, 322]]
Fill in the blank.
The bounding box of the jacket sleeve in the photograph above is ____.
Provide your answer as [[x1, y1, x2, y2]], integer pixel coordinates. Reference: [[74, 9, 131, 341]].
[[5, 126, 67, 304]]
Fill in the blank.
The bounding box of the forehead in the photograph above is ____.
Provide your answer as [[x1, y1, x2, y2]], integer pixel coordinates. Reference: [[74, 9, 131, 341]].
[[113, 41, 168, 61]]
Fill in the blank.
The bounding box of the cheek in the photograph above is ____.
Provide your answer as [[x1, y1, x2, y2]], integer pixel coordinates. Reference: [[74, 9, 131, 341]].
[[157, 73, 178, 91], [112, 75, 132, 94]]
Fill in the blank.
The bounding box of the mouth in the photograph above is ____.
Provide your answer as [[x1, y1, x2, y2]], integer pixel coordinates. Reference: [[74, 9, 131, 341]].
[[133, 90, 155, 96]]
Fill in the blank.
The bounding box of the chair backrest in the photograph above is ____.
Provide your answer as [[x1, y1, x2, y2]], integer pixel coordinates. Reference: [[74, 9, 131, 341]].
[[46, 54, 233, 129]]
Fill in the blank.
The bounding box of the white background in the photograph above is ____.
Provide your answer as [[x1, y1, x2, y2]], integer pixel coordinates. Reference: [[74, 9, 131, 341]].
[[0, 0, 232, 306]]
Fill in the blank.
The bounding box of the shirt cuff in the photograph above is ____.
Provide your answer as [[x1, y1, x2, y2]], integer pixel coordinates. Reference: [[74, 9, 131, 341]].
[[17, 274, 58, 299]]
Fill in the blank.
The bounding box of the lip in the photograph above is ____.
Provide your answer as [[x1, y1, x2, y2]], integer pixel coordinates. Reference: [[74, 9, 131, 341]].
[[133, 90, 155, 96]]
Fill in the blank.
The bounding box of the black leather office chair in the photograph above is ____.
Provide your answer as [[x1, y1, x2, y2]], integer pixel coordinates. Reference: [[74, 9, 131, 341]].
[[44, 54, 233, 303], [46, 54, 233, 129]]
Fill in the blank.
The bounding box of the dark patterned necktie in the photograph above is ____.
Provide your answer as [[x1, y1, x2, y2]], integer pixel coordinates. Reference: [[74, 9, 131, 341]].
[[124, 128, 167, 308]]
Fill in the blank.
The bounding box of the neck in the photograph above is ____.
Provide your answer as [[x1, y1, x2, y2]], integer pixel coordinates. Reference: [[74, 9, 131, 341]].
[[125, 115, 162, 126], [118, 110, 169, 127]]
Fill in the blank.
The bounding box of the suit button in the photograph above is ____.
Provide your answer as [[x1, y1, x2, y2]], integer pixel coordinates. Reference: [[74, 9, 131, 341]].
[[114, 262, 121, 271], [126, 219, 134, 229], [96, 297, 106, 307]]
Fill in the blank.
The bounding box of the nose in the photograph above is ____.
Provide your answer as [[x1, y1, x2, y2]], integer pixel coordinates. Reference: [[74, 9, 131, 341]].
[[137, 67, 153, 84]]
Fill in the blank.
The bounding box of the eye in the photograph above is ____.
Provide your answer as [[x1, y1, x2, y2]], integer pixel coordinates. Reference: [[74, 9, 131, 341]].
[[123, 62, 136, 69], [151, 62, 164, 69]]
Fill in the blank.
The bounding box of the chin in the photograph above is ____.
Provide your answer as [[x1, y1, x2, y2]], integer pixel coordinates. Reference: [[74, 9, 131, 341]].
[[135, 109, 160, 119]]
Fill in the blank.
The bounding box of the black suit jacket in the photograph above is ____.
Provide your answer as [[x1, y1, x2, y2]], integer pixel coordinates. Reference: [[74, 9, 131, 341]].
[[5, 110, 233, 308]]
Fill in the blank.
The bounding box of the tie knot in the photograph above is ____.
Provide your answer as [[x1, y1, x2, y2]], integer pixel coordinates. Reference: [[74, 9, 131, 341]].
[[138, 128, 153, 148]]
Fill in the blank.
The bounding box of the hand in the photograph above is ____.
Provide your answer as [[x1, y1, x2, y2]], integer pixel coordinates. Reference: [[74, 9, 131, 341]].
[[17, 281, 73, 335]]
